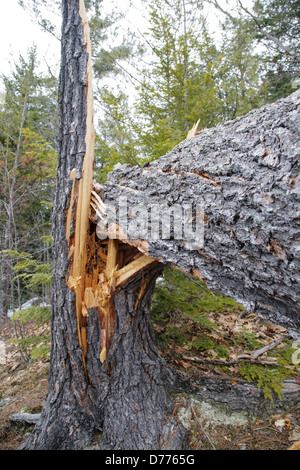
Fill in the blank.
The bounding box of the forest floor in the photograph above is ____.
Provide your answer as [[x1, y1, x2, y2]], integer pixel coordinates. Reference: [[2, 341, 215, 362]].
[[0, 305, 300, 451]]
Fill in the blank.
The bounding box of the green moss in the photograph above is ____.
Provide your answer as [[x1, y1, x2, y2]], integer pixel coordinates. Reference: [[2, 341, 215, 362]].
[[215, 344, 230, 360], [189, 334, 216, 352], [151, 266, 245, 323], [234, 327, 262, 350], [270, 342, 297, 366], [165, 325, 187, 346]]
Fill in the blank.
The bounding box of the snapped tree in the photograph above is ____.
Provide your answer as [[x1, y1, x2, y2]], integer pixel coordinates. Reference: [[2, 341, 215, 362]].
[[21, 0, 300, 450]]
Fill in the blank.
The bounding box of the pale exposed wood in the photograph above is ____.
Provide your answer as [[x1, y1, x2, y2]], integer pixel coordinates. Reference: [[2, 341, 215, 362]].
[[134, 278, 151, 310], [81, 302, 88, 317], [84, 287, 96, 309], [85, 274, 92, 288], [90, 200, 104, 220], [116, 255, 157, 287], [95, 239, 118, 363], [81, 327, 87, 356], [67, 0, 95, 361], [288, 439, 300, 450], [100, 326, 107, 363], [67, 245, 75, 260], [91, 190, 107, 217], [67, 276, 82, 291], [186, 119, 200, 139], [106, 239, 118, 279], [100, 347, 107, 363], [97, 249, 107, 262], [117, 250, 124, 269]]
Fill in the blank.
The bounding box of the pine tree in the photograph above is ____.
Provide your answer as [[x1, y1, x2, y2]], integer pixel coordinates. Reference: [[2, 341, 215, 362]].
[[0, 47, 57, 318], [217, 15, 267, 119], [135, 0, 222, 160], [251, 0, 300, 100], [203, 0, 300, 101]]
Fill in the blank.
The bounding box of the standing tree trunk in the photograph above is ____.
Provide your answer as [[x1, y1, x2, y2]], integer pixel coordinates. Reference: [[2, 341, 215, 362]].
[[21, 0, 186, 450], [20, 0, 96, 449]]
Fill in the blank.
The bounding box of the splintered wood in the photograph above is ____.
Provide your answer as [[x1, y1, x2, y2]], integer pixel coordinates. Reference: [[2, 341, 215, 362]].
[[64, 0, 95, 376], [84, 233, 158, 363], [64, 0, 158, 367], [67, 221, 158, 363]]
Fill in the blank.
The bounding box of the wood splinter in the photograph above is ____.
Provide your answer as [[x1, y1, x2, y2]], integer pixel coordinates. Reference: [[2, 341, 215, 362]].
[[79, 229, 159, 364], [90, 190, 107, 220]]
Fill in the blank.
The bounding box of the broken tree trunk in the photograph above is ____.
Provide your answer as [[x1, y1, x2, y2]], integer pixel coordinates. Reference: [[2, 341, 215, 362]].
[[100, 89, 300, 341], [20, 0, 186, 450], [21, 0, 300, 452]]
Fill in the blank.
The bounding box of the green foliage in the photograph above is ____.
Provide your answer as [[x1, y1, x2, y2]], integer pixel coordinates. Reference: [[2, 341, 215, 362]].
[[2, 248, 52, 361], [239, 340, 297, 400], [151, 266, 297, 400], [0, 46, 56, 316], [217, 16, 267, 120], [252, 0, 300, 101], [95, 88, 141, 181], [11, 305, 51, 360], [189, 334, 216, 352], [165, 325, 187, 346], [151, 266, 245, 322], [151, 266, 245, 360], [21, 128, 57, 180], [234, 327, 262, 351], [2, 249, 52, 291], [239, 362, 294, 401], [11, 305, 50, 327], [10, 325, 51, 360], [270, 342, 298, 366], [135, 0, 223, 160]]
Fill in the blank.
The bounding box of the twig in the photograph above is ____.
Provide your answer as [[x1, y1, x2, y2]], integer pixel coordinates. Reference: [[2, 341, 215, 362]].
[[251, 334, 291, 360], [182, 354, 282, 367]]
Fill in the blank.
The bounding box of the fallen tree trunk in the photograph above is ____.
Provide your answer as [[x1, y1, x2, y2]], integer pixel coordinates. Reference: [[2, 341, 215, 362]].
[[99, 89, 300, 340]]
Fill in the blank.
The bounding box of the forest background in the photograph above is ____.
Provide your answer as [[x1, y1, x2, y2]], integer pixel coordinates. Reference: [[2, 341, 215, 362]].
[[0, 0, 299, 362]]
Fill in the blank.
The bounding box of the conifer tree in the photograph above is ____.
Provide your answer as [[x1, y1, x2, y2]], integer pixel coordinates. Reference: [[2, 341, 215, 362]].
[[251, 0, 300, 100], [0, 47, 57, 318], [135, 0, 222, 160], [216, 15, 267, 120]]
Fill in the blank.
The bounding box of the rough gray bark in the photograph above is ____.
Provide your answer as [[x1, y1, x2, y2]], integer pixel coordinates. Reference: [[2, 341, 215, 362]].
[[85, 262, 187, 450], [20, 0, 187, 451], [102, 90, 300, 340], [20, 0, 94, 450]]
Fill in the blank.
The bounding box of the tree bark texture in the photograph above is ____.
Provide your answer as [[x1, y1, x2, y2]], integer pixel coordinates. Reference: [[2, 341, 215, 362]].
[[21, 0, 187, 450], [85, 261, 187, 450], [101, 90, 300, 340], [20, 0, 94, 450]]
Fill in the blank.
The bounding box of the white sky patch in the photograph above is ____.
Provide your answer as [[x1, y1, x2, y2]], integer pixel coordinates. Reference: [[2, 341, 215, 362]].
[[0, 0, 60, 80]]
